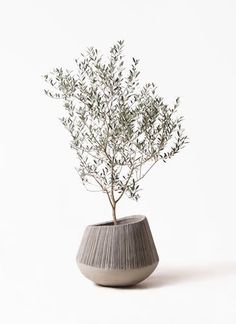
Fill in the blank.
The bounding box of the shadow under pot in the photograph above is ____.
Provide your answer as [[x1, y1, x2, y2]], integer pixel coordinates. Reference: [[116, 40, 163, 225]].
[[76, 215, 159, 287]]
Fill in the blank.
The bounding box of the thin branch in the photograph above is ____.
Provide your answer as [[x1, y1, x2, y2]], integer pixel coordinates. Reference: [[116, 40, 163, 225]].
[[136, 159, 158, 183], [73, 144, 103, 162], [80, 117, 112, 162], [76, 152, 106, 192], [136, 136, 165, 182], [105, 189, 114, 208], [115, 167, 134, 203]]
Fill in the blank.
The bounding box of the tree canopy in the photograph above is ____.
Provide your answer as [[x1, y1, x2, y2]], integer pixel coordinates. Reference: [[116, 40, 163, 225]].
[[44, 40, 188, 224]]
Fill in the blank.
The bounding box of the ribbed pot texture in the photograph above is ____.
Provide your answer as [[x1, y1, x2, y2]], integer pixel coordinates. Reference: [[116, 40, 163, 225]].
[[76, 215, 159, 287]]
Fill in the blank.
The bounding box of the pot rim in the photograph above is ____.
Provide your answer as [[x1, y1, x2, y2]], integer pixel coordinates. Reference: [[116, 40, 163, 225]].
[[88, 215, 146, 228]]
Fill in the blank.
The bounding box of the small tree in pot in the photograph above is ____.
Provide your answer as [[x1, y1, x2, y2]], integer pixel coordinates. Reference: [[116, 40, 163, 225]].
[[44, 41, 188, 286]]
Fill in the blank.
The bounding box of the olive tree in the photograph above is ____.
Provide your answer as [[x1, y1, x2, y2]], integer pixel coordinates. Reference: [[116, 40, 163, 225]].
[[44, 40, 188, 224]]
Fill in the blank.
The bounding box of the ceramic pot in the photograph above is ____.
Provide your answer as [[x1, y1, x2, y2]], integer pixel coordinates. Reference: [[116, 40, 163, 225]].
[[76, 215, 159, 287]]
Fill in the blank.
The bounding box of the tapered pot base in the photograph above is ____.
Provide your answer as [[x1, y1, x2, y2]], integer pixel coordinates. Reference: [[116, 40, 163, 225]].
[[78, 262, 158, 287]]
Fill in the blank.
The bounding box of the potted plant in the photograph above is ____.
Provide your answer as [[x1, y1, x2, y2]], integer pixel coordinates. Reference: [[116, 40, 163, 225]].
[[44, 41, 188, 287]]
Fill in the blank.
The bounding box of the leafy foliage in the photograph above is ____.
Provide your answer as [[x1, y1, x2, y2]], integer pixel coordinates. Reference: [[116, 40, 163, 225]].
[[44, 40, 188, 222]]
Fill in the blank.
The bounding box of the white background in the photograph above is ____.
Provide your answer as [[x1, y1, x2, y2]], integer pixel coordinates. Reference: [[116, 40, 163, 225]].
[[1, 0, 236, 323]]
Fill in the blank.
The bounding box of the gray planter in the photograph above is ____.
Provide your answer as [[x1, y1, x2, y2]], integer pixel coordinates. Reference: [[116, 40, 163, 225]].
[[76, 215, 159, 287]]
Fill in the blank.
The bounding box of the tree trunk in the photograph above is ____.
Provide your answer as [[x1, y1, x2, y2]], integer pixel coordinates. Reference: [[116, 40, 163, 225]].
[[112, 204, 117, 225]]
